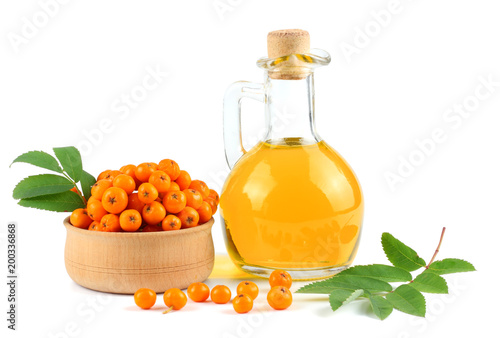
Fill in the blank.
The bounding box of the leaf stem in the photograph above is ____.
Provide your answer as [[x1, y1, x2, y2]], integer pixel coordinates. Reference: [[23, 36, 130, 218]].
[[394, 227, 447, 290], [62, 171, 86, 206], [426, 227, 446, 269]]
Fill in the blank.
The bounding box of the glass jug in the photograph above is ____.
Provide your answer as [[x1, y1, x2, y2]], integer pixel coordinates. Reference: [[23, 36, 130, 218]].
[[220, 30, 364, 279]]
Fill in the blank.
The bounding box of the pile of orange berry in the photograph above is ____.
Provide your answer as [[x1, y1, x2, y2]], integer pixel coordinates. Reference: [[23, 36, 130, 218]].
[[134, 270, 294, 313], [69, 159, 219, 232]]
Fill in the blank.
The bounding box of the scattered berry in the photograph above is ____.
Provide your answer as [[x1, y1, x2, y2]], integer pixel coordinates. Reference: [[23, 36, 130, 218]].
[[211, 285, 232, 304], [233, 293, 253, 313], [163, 288, 187, 312], [236, 281, 259, 300], [267, 286, 292, 310], [134, 288, 156, 309], [187, 282, 210, 302], [269, 269, 292, 288]]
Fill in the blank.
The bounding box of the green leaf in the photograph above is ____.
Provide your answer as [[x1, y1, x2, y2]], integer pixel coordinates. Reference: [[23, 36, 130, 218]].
[[53, 146, 83, 182], [18, 190, 85, 212], [338, 264, 412, 282], [12, 174, 75, 199], [426, 259, 476, 275], [369, 295, 393, 320], [296, 275, 392, 294], [381, 233, 426, 272], [410, 272, 448, 294], [80, 170, 96, 201], [329, 289, 364, 312], [10, 150, 63, 173], [386, 284, 426, 317]]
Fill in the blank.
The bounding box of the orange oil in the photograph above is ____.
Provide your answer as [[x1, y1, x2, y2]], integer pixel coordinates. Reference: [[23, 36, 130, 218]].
[[219, 138, 364, 275]]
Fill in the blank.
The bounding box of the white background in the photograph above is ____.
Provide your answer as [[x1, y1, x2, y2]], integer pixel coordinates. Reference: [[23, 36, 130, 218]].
[[1, 0, 499, 337]]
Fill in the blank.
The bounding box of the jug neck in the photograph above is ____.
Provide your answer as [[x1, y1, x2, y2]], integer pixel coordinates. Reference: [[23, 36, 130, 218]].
[[264, 73, 320, 145]]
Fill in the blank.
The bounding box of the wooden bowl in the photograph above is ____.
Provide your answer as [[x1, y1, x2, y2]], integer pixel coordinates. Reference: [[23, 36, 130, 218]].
[[63, 217, 214, 294]]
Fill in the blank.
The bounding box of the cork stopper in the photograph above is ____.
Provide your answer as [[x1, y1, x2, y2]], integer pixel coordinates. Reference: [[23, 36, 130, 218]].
[[267, 29, 310, 58], [267, 29, 311, 80]]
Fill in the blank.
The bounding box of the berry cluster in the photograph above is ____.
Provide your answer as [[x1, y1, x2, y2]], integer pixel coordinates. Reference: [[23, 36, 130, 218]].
[[69, 159, 218, 232]]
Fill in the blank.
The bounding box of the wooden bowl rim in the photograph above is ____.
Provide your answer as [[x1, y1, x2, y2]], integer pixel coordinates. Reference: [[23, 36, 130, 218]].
[[63, 216, 214, 237]]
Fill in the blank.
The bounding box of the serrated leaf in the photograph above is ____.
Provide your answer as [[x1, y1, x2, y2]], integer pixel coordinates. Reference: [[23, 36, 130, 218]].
[[80, 170, 96, 201], [10, 150, 63, 173], [369, 295, 393, 320], [426, 259, 476, 275], [410, 272, 448, 294], [329, 289, 364, 312], [53, 146, 82, 182], [338, 264, 412, 282], [381, 233, 426, 272], [296, 275, 392, 294], [13, 174, 75, 199], [386, 284, 426, 317], [18, 190, 85, 212]]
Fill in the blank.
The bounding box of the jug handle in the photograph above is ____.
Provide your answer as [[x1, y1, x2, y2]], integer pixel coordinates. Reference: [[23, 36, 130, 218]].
[[223, 81, 265, 169]]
